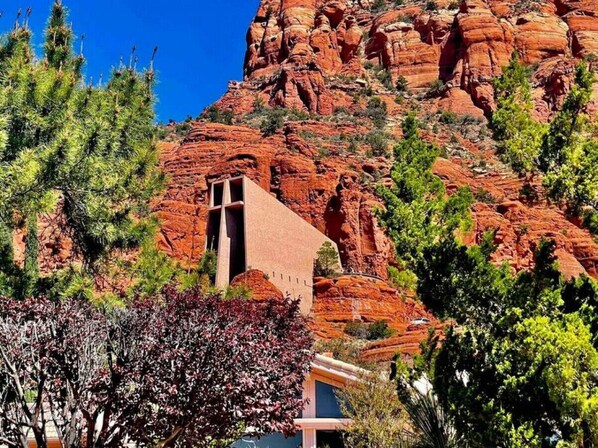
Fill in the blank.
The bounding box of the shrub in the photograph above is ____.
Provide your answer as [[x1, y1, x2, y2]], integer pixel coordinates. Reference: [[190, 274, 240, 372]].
[[313, 339, 368, 367], [338, 372, 409, 447], [334, 106, 351, 115], [583, 210, 598, 236], [252, 95, 265, 113], [260, 108, 285, 136], [367, 320, 394, 340], [225, 284, 252, 300], [396, 75, 409, 92], [372, 0, 387, 12], [519, 182, 540, 204], [365, 130, 391, 156], [439, 110, 458, 125], [204, 105, 233, 125], [376, 67, 395, 91], [474, 187, 497, 204], [428, 79, 445, 96], [365, 97, 388, 128], [194, 249, 218, 291], [344, 320, 368, 338], [426, 0, 439, 10]]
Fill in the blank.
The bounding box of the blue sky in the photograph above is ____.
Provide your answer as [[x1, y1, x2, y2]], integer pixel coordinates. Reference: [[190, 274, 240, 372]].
[[4, 0, 260, 122]]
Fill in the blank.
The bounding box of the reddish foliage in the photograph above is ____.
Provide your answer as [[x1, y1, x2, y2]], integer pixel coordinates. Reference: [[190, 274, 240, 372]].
[[0, 288, 313, 448]]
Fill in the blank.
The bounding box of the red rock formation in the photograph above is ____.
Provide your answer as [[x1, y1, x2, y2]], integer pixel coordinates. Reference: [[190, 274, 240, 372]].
[[154, 0, 598, 360], [223, 0, 598, 117], [311, 275, 437, 360], [230, 269, 284, 300]]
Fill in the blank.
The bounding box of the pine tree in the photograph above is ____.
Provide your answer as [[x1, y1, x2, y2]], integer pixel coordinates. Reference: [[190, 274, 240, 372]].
[[377, 113, 473, 268], [0, 2, 164, 298]]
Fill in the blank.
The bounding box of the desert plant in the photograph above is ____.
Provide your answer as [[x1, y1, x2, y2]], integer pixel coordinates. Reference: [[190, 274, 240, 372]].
[[428, 79, 445, 96], [366, 97, 389, 128], [344, 320, 368, 339], [399, 385, 463, 448], [396, 76, 409, 92], [260, 108, 286, 136], [366, 130, 391, 156], [367, 320, 394, 340], [426, 0, 439, 10]]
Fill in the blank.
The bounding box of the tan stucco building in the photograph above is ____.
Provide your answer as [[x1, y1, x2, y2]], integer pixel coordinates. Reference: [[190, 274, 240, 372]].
[[207, 176, 340, 314], [232, 354, 364, 448]]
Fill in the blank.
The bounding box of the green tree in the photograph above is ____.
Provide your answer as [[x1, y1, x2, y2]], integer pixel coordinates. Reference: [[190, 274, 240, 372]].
[[539, 63, 598, 213], [492, 52, 547, 175], [377, 113, 473, 269], [0, 2, 164, 298], [314, 241, 340, 277], [425, 240, 598, 447]]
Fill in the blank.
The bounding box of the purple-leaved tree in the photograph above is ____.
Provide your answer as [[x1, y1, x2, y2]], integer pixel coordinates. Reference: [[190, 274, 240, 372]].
[[0, 288, 313, 448]]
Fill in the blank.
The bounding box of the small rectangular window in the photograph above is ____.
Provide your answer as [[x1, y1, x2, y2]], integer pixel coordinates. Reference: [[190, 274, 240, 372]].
[[230, 178, 244, 203], [212, 183, 224, 207]]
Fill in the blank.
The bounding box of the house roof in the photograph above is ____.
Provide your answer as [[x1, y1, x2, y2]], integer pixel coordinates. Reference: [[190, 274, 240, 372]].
[[311, 354, 367, 384]]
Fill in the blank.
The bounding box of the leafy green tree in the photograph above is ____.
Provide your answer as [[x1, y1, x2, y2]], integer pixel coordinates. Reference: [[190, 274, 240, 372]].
[[492, 52, 547, 175], [539, 63, 598, 213], [377, 113, 473, 269], [425, 239, 598, 447], [0, 2, 164, 298]]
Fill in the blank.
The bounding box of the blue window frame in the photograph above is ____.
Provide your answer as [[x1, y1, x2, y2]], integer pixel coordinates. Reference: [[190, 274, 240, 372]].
[[315, 380, 343, 418]]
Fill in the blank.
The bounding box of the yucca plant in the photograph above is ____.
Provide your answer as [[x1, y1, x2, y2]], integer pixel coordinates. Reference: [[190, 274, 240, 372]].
[[401, 385, 465, 448]]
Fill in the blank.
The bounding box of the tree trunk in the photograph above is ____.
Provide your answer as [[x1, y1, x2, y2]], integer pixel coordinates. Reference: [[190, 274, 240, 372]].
[[23, 214, 39, 298]]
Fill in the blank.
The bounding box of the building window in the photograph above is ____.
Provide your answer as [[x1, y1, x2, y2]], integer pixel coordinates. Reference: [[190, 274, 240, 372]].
[[231, 432, 303, 448], [212, 183, 224, 207], [315, 381, 344, 418], [316, 430, 345, 448], [230, 178, 244, 203]]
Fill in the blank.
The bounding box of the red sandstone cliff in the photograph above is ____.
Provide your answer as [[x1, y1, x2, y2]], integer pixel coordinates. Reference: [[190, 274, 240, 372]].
[[217, 0, 598, 118], [153, 0, 598, 359]]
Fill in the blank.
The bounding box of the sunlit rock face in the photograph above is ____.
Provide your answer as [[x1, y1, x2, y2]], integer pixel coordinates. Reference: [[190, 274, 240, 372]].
[[150, 0, 598, 359]]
